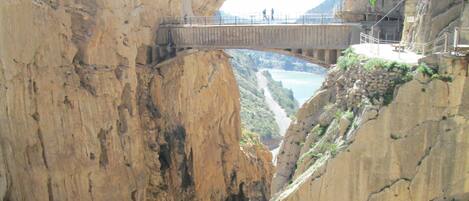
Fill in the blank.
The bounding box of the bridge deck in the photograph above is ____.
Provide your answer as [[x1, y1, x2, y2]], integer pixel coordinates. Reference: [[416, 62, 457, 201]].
[[157, 24, 361, 50]]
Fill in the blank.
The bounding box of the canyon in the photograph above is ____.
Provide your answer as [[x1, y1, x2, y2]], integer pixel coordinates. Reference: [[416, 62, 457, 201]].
[[1, 0, 469, 201]]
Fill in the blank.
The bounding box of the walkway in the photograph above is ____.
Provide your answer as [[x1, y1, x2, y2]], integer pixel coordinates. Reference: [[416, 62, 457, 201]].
[[352, 44, 423, 64], [155, 15, 362, 67]]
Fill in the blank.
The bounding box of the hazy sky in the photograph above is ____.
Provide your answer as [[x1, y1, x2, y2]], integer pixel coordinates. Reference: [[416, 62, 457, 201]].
[[220, 0, 325, 17]]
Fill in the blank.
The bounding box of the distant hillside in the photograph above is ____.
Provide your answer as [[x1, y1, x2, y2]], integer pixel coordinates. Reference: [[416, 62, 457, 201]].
[[304, 0, 340, 14], [262, 71, 299, 118], [227, 49, 282, 149], [232, 50, 327, 75]]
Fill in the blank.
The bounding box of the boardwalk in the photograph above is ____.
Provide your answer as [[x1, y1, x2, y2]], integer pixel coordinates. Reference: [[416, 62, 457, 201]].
[[154, 15, 362, 67]]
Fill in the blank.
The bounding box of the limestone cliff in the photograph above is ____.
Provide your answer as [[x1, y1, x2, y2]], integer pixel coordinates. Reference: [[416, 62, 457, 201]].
[[0, 1, 271, 201], [402, 0, 468, 47], [271, 51, 469, 200]]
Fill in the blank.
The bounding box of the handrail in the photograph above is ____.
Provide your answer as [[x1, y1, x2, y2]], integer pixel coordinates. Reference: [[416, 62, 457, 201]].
[[359, 32, 453, 56], [370, 0, 405, 36], [160, 14, 342, 26], [454, 27, 469, 52]]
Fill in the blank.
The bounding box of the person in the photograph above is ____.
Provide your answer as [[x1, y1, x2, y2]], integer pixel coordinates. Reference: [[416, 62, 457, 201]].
[[271, 8, 274, 20], [183, 14, 188, 24], [262, 9, 268, 21]]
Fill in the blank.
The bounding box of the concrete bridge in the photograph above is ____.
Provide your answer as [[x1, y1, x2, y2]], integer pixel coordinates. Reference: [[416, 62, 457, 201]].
[[153, 16, 362, 67]]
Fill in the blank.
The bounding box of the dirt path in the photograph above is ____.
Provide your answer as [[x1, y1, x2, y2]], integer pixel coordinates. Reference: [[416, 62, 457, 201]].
[[256, 70, 291, 163], [256, 70, 291, 136]]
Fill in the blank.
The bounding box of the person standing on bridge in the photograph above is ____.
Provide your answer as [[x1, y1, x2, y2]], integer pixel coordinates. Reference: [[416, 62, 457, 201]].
[[262, 9, 268, 21], [271, 8, 274, 21]]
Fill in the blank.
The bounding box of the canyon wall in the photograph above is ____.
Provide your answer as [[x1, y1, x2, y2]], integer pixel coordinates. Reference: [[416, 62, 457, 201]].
[[0, 0, 271, 201], [402, 0, 468, 47], [272, 2, 469, 200], [272, 51, 469, 200]]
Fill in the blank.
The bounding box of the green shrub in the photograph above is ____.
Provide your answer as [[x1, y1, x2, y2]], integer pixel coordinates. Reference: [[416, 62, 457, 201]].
[[310, 125, 328, 138], [417, 63, 436, 77], [431, 74, 453, 82], [364, 58, 387, 71], [417, 63, 452, 82], [337, 48, 361, 70], [343, 110, 354, 121], [363, 58, 413, 73], [317, 142, 339, 156], [240, 129, 262, 146], [383, 90, 395, 106], [335, 109, 354, 121]]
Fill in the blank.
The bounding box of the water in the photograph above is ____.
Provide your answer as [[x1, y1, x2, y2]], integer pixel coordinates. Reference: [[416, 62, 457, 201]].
[[265, 69, 325, 105]]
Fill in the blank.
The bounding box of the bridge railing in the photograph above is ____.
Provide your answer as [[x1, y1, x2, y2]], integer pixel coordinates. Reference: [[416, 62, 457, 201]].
[[454, 27, 469, 53], [160, 14, 344, 26], [359, 30, 467, 57]]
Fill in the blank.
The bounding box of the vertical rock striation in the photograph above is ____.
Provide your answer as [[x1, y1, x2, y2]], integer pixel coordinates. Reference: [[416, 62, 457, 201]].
[[271, 53, 469, 200], [0, 1, 271, 201]]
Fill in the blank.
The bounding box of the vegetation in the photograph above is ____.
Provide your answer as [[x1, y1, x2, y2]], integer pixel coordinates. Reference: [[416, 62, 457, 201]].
[[229, 49, 327, 74], [335, 109, 354, 121], [310, 124, 328, 138], [417, 63, 453, 82], [337, 48, 362, 70], [228, 50, 280, 139], [262, 71, 299, 117], [239, 129, 263, 146]]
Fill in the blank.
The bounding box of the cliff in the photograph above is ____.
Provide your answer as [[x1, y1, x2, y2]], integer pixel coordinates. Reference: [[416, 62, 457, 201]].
[[271, 50, 469, 200], [271, 1, 469, 199], [402, 0, 468, 47], [0, 1, 271, 201]]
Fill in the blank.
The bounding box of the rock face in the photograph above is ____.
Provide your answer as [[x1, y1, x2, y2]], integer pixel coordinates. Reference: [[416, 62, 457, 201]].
[[271, 54, 469, 200], [0, 1, 271, 201], [402, 0, 468, 48], [142, 51, 273, 200]]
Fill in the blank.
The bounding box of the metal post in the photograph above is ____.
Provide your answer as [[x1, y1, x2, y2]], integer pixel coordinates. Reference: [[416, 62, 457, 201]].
[[321, 14, 324, 24], [250, 16, 253, 25], [285, 15, 287, 24], [454, 27, 460, 52], [377, 31, 380, 56], [235, 16, 237, 25], [444, 32, 448, 53], [303, 15, 305, 24], [219, 15, 222, 25]]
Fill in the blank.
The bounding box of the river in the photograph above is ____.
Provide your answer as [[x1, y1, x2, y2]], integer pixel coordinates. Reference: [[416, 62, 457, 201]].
[[258, 69, 325, 163], [265, 69, 325, 105]]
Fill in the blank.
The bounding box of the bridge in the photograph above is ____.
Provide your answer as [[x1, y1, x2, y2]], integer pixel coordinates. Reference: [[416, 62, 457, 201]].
[[153, 15, 362, 67]]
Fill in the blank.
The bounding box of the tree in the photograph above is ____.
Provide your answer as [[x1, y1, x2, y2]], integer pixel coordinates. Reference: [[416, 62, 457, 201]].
[[369, 0, 377, 7]]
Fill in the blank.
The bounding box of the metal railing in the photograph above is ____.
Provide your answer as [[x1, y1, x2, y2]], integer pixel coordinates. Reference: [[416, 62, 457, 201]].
[[160, 14, 344, 26], [359, 31, 457, 56], [454, 27, 469, 52]]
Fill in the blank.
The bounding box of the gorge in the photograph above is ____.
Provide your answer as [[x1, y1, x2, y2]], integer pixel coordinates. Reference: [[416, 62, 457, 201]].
[[1, 0, 469, 201]]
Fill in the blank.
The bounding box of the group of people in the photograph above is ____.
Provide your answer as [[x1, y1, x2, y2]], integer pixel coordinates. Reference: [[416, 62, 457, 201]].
[[262, 8, 275, 21]]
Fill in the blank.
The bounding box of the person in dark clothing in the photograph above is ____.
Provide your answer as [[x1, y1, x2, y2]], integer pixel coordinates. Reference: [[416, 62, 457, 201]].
[[271, 8, 274, 20], [262, 9, 268, 21]]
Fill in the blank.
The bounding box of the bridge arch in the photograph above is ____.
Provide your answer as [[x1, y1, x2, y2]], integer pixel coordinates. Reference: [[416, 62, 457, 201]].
[[151, 47, 341, 68]]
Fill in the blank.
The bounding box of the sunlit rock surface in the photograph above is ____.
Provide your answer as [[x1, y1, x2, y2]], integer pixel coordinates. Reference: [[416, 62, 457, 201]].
[[0, 1, 271, 200]]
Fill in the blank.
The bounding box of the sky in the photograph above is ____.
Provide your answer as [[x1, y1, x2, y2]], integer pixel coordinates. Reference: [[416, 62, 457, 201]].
[[220, 0, 325, 17]]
